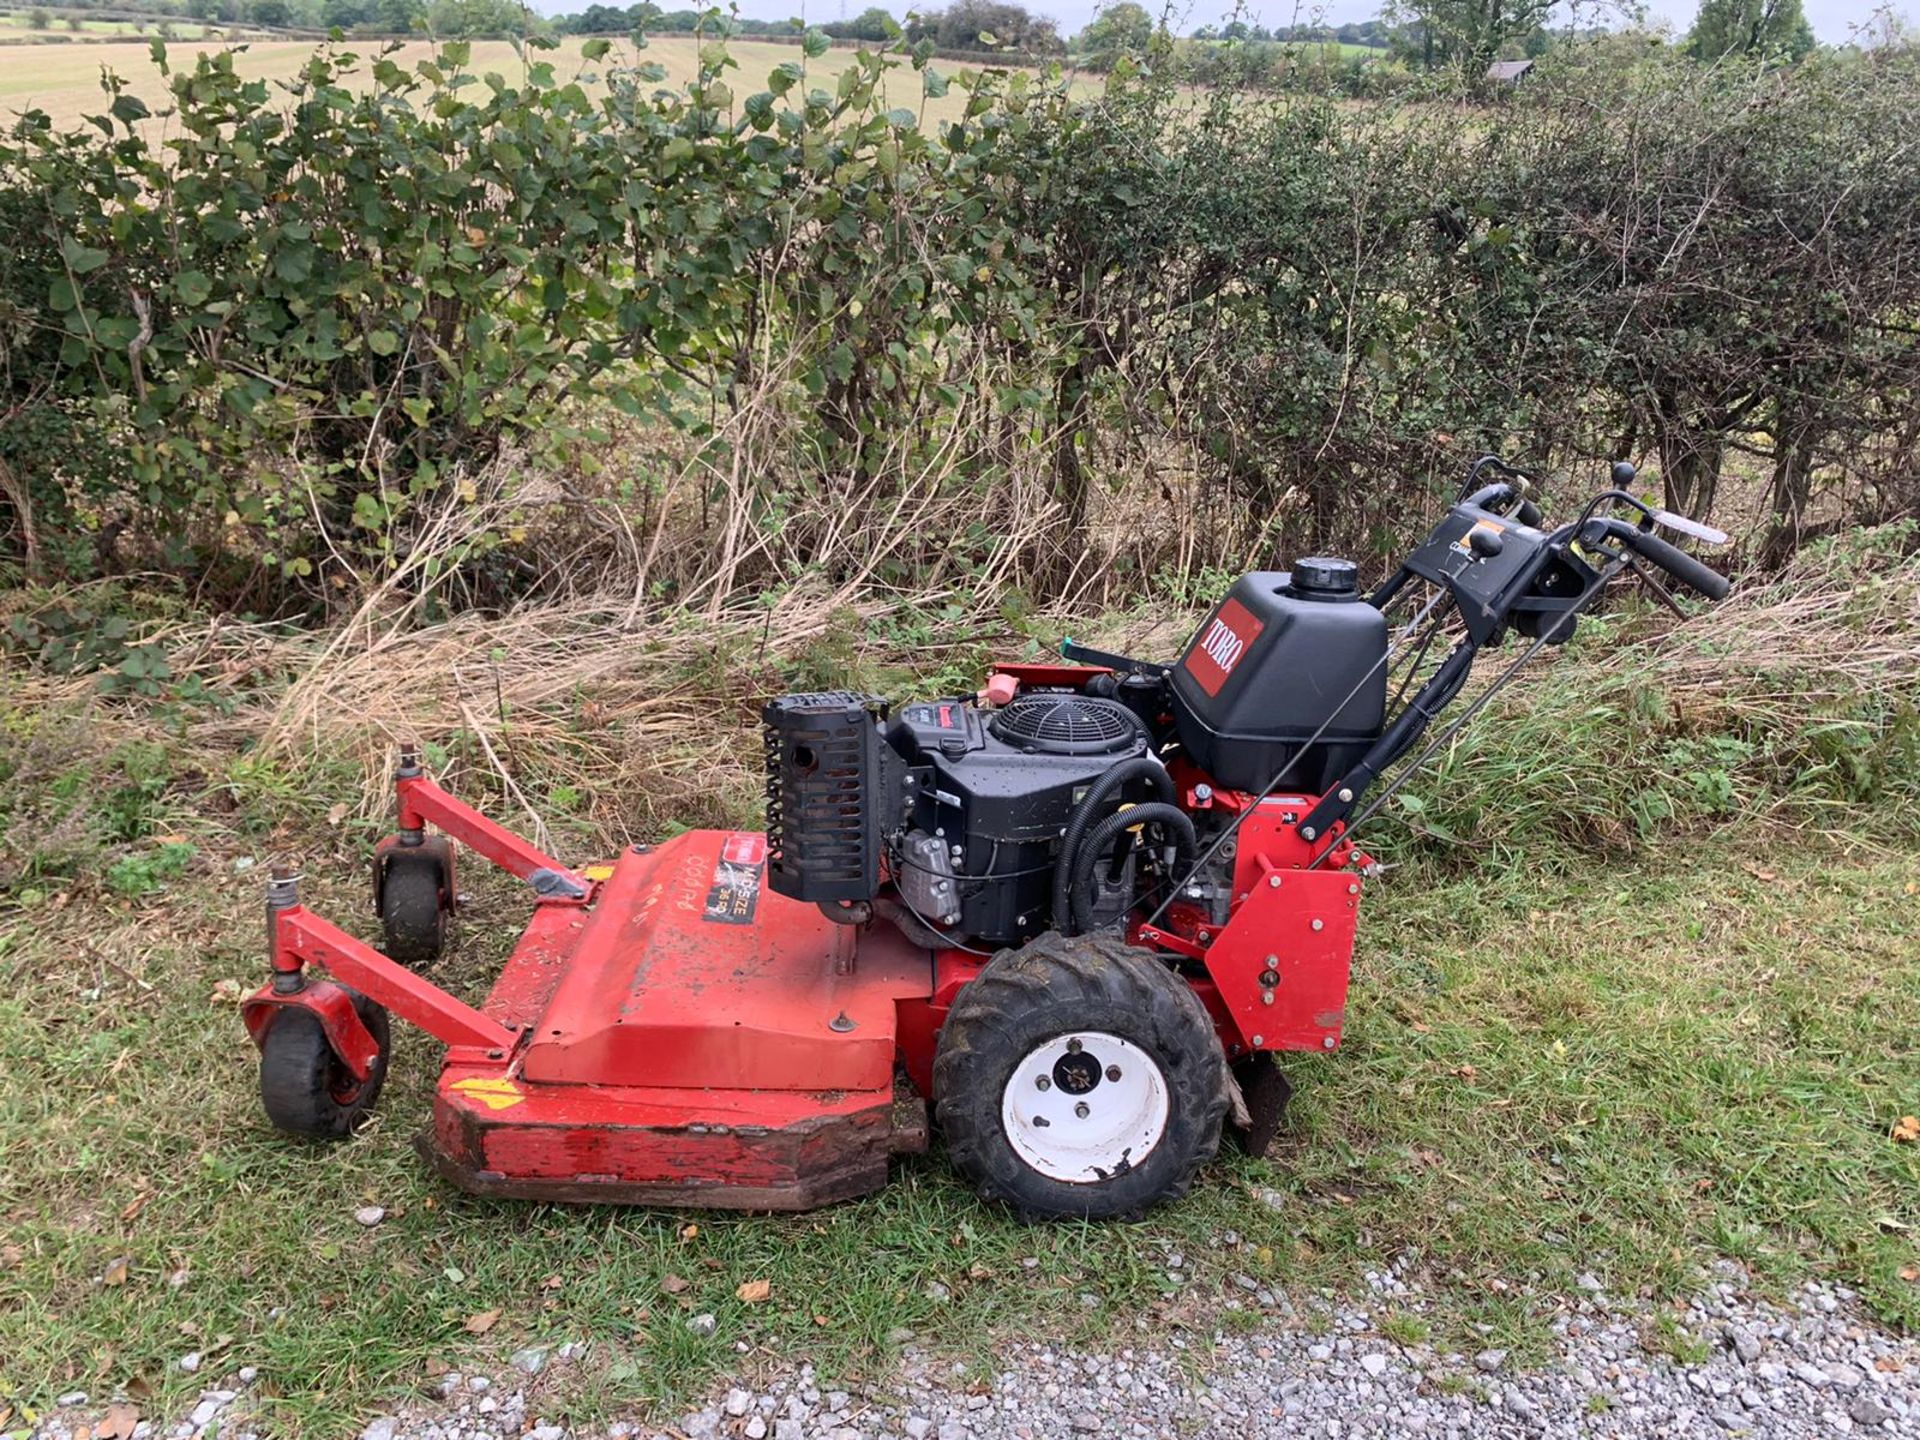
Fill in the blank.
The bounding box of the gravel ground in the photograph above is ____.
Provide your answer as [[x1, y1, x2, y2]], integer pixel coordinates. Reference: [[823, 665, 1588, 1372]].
[[28, 1265, 1918, 1440]]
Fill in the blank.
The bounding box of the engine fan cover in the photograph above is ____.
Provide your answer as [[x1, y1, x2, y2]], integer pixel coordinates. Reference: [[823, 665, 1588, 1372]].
[[987, 694, 1147, 756]]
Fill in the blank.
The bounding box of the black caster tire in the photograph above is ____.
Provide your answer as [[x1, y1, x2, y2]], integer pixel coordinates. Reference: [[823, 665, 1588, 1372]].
[[259, 992, 391, 1140], [933, 930, 1228, 1222], [380, 853, 448, 968]]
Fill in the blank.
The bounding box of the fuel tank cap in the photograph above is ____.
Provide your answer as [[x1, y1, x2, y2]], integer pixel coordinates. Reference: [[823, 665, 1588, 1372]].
[[1289, 556, 1359, 598]]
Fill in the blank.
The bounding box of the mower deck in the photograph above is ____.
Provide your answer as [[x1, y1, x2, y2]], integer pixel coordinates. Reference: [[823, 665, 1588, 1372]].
[[425, 830, 935, 1209]]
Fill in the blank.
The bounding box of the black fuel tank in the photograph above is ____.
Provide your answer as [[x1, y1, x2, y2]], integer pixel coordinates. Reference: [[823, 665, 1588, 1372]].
[[1170, 561, 1388, 792]]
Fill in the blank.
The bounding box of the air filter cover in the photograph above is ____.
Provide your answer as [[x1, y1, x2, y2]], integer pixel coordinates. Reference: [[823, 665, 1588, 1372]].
[[987, 694, 1147, 756]]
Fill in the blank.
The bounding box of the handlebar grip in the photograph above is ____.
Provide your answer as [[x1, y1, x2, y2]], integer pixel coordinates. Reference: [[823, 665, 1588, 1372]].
[[1599, 522, 1731, 600]]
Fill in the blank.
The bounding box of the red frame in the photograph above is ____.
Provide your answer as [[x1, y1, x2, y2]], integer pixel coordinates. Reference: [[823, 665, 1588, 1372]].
[[395, 774, 592, 900]]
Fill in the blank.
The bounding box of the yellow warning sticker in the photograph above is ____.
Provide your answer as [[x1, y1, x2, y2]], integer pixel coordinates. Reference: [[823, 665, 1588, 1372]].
[[450, 1076, 525, 1112], [583, 864, 615, 881], [1451, 517, 1507, 557]]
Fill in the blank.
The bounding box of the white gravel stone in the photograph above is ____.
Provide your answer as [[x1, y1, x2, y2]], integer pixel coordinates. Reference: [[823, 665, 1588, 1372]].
[[354, 1206, 387, 1227], [186, 1399, 225, 1430]]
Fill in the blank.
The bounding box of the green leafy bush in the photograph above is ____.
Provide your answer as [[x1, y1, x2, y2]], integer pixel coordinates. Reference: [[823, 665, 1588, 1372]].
[[1, 30, 1917, 603]]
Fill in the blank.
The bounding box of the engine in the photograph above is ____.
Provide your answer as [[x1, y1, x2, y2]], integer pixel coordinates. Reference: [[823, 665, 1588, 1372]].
[[762, 558, 1391, 949]]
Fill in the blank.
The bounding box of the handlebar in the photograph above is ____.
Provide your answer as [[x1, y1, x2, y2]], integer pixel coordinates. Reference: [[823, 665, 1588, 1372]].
[[1581, 518, 1731, 600]]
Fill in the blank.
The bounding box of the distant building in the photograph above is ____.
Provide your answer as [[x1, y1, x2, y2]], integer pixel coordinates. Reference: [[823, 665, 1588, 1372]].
[[1485, 59, 1536, 84]]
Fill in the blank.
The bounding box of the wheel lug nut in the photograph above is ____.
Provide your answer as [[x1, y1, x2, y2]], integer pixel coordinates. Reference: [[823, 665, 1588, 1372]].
[[1066, 1038, 1082, 1054], [1105, 1065, 1121, 1081], [1074, 1102, 1090, 1118], [1035, 1075, 1051, 1091]]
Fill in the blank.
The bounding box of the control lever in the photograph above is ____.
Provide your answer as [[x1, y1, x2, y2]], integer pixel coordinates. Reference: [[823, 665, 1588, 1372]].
[[1581, 518, 1731, 600]]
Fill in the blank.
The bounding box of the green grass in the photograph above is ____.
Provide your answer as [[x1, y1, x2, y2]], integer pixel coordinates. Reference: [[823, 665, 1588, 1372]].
[[2, 611, 1917, 1434]]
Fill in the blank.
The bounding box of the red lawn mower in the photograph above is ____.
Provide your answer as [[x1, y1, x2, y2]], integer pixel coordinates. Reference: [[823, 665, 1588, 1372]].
[[244, 461, 1728, 1219]]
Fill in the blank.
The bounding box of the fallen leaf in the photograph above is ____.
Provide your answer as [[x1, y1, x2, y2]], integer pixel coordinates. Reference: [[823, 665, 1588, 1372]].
[[1454, 1064, 1477, 1080], [813, 1314, 830, 1326], [74, 1425, 92, 1440], [1892, 1116, 1920, 1143], [660, 1273, 690, 1294], [541, 1274, 563, 1291], [326, 803, 349, 825], [967, 1262, 990, 1281], [1, 1243, 23, 1269], [103, 1255, 131, 1287], [462, 1309, 501, 1334], [209, 979, 245, 1005], [678, 1223, 699, 1241], [736, 1279, 771, 1304], [120, 1190, 153, 1223], [1409, 1021, 1431, 1034], [1899, 1265, 1919, 1283], [1874, 1355, 1905, 1373]]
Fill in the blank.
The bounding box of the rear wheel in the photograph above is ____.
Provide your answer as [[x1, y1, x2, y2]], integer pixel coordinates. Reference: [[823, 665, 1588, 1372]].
[[259, 992, 391, 1140], [380, 851, 449, 968], [934, 931, 1227, 1221]]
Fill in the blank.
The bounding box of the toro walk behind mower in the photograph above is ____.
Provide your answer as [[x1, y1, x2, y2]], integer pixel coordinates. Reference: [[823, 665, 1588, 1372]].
[[243, 460, 1729, 1219]]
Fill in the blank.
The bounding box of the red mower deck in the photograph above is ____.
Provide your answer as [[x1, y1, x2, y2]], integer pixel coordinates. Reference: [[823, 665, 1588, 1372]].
[[432, 830, 936, 1208]]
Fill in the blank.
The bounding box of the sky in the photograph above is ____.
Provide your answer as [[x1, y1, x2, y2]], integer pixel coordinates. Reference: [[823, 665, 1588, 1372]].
[[540, 0, 1912, 47]]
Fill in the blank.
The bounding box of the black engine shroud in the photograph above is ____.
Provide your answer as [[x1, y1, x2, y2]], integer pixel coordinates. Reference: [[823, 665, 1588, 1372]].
[[762, 561, 1396, 948]]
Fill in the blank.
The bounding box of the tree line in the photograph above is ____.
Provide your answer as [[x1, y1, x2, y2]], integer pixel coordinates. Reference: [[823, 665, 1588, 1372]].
[[6, 0, 1833, 65]]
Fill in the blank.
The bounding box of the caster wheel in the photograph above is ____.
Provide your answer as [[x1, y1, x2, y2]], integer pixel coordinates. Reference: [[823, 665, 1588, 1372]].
[[934, 930, 1227, 1221], [380, 851, 449, 968], [259, 991, 391, 1139]]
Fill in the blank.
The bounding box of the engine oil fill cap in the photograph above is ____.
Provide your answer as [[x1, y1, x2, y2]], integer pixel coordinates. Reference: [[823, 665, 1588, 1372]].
[[1290, 556, 1359, 599]]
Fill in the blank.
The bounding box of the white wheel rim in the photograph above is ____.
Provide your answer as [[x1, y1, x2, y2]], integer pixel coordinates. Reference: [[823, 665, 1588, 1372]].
[[1000, 1030, 1170, 1184]]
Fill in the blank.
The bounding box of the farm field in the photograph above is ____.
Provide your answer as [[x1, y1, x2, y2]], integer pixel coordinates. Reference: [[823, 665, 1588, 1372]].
[[0, 13, 219, 37], [0, 33, 1095, 132]]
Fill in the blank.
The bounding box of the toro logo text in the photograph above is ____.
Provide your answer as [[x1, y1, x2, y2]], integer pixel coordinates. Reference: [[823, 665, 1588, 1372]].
[[1183, 598, 1265, 697]]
